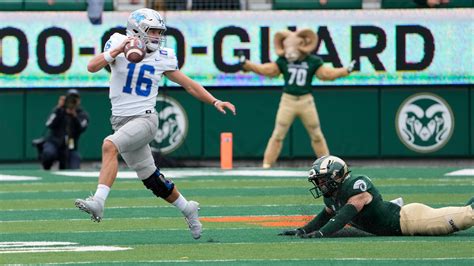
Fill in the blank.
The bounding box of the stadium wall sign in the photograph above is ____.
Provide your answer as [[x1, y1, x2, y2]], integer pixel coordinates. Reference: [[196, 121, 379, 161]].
[[150, 95, 188, 154], [0, 9, 472, 88], [395, 93, 454, 153]]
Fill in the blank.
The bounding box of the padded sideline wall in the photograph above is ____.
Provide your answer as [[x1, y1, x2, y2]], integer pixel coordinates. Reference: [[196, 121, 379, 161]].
[[0, 86, 471, 161]]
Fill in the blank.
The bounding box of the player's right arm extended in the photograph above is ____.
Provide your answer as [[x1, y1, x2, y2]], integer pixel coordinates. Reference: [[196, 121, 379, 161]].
[[242, 61, 280, 77], [165, 70, 236, 115], [87, 38, 130, 73], [301, 207, 334, 233], [314, 192, 372, 237], [279, 207, 334, 236]]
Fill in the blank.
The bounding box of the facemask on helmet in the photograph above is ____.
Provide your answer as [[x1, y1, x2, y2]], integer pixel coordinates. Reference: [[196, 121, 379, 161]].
[[126, 8, 166, 52], [308, 155, 350, 198]]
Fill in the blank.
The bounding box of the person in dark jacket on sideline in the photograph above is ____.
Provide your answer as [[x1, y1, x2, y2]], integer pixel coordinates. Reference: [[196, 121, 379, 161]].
[[40, 89, 89, 169]]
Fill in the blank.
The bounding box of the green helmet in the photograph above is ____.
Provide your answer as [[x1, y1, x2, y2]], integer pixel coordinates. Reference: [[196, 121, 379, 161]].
[[308, 155, 350, 198]]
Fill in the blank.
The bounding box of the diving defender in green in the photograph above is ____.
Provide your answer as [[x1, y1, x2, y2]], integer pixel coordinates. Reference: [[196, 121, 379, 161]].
[[280, 156, 474, 237]]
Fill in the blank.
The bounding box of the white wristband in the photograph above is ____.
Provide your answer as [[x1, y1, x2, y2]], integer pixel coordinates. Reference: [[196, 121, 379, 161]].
[[213, 100, 222, 106], [103, 51, 114, 63]]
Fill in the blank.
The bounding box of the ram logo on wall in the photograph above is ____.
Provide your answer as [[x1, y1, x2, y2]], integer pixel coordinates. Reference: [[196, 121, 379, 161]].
[[396, 93, 454, 153], [151, 96, 188, 154]]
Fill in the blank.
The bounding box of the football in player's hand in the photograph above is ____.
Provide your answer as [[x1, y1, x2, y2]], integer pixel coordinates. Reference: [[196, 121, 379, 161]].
[[124, 38, 146, 63]]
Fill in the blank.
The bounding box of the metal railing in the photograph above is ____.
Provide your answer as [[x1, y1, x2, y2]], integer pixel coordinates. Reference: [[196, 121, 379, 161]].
[[113, 0, 273, 11], [113, 0, 381, 11]]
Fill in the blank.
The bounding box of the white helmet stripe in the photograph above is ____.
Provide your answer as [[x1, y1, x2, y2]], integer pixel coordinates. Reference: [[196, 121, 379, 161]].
[[318, 156, 331, 174], [319, 156, 347, 174]]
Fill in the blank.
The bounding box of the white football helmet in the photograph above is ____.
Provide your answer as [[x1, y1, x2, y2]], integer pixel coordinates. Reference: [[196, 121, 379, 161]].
[[126, 8, 166, 52]]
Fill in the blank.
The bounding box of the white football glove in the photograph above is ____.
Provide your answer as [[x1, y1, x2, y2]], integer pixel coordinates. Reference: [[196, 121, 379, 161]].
[[237, 51, 246, 64], [346, 60, 356, 73]]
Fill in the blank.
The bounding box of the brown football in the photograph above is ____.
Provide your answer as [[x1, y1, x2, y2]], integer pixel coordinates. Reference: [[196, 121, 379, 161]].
[[124, 38, 146, 63]]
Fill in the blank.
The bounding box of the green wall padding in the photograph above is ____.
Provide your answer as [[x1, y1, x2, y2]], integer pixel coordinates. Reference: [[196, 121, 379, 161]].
[[0, 93, 25, 160]]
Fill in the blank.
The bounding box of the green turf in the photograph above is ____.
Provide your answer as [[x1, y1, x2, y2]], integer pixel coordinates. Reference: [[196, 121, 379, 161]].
[[0, 167, 473, 265]]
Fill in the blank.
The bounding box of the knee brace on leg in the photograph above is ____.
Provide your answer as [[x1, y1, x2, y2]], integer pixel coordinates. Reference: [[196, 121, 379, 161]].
[[142, 170, 175, 199]]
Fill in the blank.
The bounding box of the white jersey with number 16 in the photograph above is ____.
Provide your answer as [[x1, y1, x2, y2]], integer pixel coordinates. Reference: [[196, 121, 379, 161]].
[[104, 33, 178, 116]]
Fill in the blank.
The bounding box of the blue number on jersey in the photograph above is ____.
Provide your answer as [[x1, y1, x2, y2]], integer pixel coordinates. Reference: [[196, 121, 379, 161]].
[[122, 63, 155, 97]]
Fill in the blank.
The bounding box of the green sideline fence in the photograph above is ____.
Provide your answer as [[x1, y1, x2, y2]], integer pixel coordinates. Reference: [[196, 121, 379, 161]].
[[0, 86, 472, 161]]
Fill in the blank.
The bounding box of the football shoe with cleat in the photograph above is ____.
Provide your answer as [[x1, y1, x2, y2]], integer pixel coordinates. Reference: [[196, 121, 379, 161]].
[[183, 201, 202, 239], [75, 196, 104, 222]]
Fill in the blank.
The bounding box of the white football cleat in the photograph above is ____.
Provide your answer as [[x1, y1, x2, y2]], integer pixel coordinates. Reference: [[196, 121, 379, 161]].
[[75, 196, 104, 222], [183, 201, 202, 239], [390, 197, 404, 207]]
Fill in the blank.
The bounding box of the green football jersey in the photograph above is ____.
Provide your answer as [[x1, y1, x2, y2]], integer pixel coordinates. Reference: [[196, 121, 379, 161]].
[[323, 175, 403, 236], [275, 55, 324, 96]]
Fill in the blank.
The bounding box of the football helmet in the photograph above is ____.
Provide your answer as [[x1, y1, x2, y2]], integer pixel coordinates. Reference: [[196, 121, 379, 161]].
[[126, 8, 166, 52], [308, 155, 350, 198]]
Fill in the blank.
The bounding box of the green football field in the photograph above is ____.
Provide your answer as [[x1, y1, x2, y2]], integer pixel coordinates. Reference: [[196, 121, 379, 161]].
[[1, 166, 473, 265]]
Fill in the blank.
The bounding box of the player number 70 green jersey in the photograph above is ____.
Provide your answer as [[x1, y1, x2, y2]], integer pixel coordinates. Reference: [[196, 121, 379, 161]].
[[275, 54, 324, 96]]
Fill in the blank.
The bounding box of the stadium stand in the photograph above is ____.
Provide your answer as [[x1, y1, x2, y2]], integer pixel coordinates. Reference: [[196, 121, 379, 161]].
[[0, 0, 24, 10], [246, 0, 272, 10], [1, 0, 472, 11], [114, 0, 146, 10], [126, 0, 380, 10], [192, 0, 240, 10], [272, 0, 363, 9], [0, 0, 114, 11], [146, 0, 241, 10], [381, 0, 473, 8], [99, 0, 244, 11]]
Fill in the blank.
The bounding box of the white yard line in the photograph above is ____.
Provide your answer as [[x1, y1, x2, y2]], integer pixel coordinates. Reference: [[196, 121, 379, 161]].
[[0, 246, 132, 254], [0, 241, 131, 254], [0, 242, 76, 247], [0, 175, 41, 181], [0, 203, 310, 212], [53, 169, 307, 178], [445, 169, 474, 176]]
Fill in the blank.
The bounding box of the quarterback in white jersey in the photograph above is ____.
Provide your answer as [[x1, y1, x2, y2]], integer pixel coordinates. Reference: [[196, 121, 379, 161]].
[[75, 8, 236, 240], [105, 33, 178, 116]]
